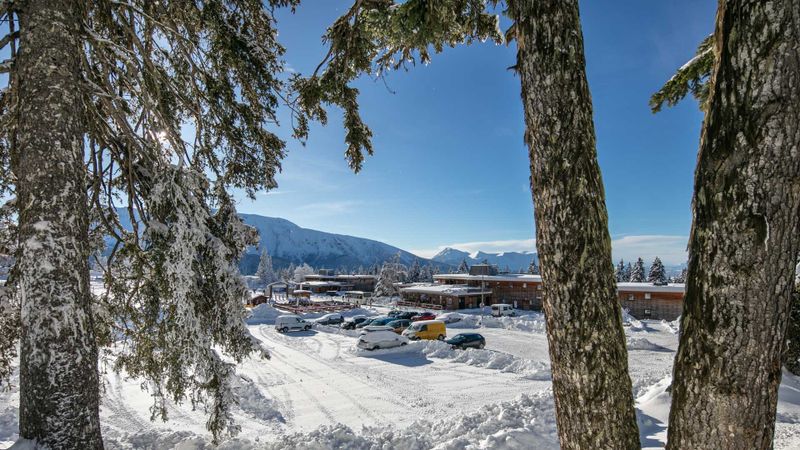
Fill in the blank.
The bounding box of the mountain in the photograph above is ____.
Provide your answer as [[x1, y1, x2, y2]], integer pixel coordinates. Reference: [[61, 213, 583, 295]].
[[113, 209, 447, 274], [432, 247, 538, 273], [238, 214, 446, 274]]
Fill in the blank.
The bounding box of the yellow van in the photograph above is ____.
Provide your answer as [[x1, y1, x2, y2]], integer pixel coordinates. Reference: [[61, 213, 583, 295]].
[[402, 320, 446, 341]]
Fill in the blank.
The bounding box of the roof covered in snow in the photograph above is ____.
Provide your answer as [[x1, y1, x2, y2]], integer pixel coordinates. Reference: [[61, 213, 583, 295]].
[[401, 283, 492, 296], [616, 282, 685, 293], [434, 273, 543, 283]]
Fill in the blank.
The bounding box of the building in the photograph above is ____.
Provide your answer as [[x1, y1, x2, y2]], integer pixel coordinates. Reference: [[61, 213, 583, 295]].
[[432, 273, 544, 310], [399, 271, 685, 320], [298, 280, 351, 294], [302, 270, 377, 292], [617, 282, 685, 320], [399, 283, 493, 310]]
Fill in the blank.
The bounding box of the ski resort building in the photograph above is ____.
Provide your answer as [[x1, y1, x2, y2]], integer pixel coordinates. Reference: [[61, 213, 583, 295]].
[[617, 282, 685, 320], [399, 283, 493, 310], [400, 265, 686, 320], [302, 270, 377, 292]]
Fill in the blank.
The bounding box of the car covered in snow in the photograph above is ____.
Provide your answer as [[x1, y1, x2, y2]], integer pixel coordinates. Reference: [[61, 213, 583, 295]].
[[359, 325, 394, 335], [386, 319, 411, 334], [402, 320, 446, 341], [436, 312, 464, 324], [315, 313, 345, 325], [446, 333, 485, 350], [357, 330, 409, 351], [340, 315, 369, 329], [410, 312, 437, 322], [275, 315, 312, 333]]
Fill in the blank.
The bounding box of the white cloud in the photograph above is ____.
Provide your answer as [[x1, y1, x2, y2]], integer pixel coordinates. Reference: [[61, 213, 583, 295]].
[[413, 234, 688, 265], [611, 235, 688, 266]]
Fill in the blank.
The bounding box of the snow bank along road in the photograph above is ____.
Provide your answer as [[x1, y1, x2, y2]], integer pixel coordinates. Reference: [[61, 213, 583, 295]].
[[2, 305, 800, 449]]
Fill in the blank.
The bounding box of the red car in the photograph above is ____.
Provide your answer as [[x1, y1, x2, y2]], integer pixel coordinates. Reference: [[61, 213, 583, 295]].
[[411, 312, 436, 322]]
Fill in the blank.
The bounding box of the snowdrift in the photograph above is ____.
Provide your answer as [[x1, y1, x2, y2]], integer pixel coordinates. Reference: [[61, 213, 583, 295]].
[[264, 392, 559, 450], [350, 340, 551, 380]]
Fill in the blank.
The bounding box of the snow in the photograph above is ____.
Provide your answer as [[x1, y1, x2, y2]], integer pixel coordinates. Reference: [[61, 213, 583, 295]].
[[2, 295, 800, 449]]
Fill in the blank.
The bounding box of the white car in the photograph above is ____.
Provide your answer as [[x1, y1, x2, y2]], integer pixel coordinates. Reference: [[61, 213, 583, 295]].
[[359, 325, 394, 335], [275, 315, 312, 333], [357, 330, 409, 351]]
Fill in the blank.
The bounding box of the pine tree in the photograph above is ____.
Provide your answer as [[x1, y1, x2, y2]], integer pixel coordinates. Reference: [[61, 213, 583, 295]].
[[0, 0, 373, 445], [614, 259, 625, 282], [374, 254, 408, 298], [457, 259, 470, 274], [630, 258, 646, 283], [255, 249, 277, 288], [647, 257, 667, 285], [408, 258, 422, 282], [660, 2, 800, 447], [623, 262, 633, 282], [672, 268, 688, 284], [528, 258, 540, 275], [306, 2, 640, 446], [293, 263, 314, 283]]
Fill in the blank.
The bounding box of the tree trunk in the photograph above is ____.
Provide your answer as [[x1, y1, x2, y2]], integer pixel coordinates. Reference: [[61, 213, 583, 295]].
[[666, 1, 800, 449], [13, 1, 103, 448], [510, 1, 640, 448]]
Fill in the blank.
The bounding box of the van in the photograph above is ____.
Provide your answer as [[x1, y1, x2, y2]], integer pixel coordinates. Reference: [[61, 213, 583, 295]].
[[275, 315, 312, 333], [402, 320, 446, 341], [491, 303, 516, 317]]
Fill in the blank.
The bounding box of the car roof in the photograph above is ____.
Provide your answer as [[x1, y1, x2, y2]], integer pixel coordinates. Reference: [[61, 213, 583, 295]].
[[360, 330, 400, 340], [413, 319, 444, 325], [277, 314, 300, 319]]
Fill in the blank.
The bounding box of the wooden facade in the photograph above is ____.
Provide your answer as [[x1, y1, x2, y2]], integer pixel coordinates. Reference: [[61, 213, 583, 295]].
[[430, 274, 685, 320]]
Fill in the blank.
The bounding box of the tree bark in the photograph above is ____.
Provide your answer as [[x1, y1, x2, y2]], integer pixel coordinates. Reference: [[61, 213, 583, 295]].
[[667, 1, 800, 449], [12, 1, 103, 448], [510, 1, 640, 448]]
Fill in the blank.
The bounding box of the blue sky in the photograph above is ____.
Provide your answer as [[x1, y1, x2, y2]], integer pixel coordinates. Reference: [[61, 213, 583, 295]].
[[233, 0, 717, 265]]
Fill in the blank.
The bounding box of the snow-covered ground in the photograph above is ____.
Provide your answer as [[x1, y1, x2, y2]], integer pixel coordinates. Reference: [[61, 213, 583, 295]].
[[2, 301, 800, 449]]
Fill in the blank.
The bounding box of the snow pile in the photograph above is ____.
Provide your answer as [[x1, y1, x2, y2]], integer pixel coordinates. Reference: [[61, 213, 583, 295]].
[[104, 430, 258, 450], [622, 309, 645, 331], [480, 315, 547, 333], [636, 376, 672, 449], [264, 392, 559, 450], [627, 337, 670, 352], [660, 318, 680, 334], [419, 341, 551, 381], [245, 304, 283, 325]]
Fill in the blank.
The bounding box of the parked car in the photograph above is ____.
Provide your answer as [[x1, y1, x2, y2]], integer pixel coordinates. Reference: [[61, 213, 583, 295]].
[[491, 303, 516, 317], [356, 316, 388, 329], [316, 313, 344, 325], [446, 333, 485, 349], [341, 316, 369, 330], [437, 312, 464, 324], [394, 311, 418, 320], [387, 309, 402, 317], [359, 325, 394, 334], [386, 319, 411, 334], [275, 315, 312, 333], [410, 312, 437, 322], [402, 320, 446, 341], [357, 330, 409, 351], [365, 317, 397, 327]]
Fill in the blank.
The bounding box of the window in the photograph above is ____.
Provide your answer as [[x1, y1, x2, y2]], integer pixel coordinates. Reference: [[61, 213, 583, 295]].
[[644, 293, 651, 300], [628, 294, 635, 301]]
